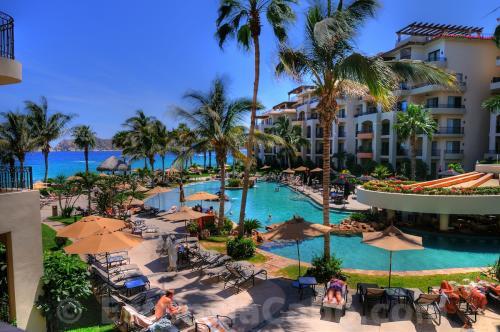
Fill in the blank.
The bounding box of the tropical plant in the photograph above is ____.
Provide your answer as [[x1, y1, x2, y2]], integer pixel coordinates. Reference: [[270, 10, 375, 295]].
[[227, 178, 242, 188], [73, 172, 100, 213], [216, 0, 297, 232], [371, 164, 391, 180], [72, 125, 96, 173], [0, 111, 37, 187], [394, 104, 437, 180], [49, 175, 83, 217], [276, 0, 455, 258], [152, 121, 171, 182], [243, 218, 262, 235], [494, 23, 500, 48], [481, 95, 500, 113], [0, 243, 10, 323], [272, 116, 308, 167], [25, 97, 73, 182], [36, 251, 92, 332], [306, 254, 344, 284], [176, 78, 250, 229], [226, 237, 256, 259], [447, 162, 465, 174], [122, 110, 159, 170]]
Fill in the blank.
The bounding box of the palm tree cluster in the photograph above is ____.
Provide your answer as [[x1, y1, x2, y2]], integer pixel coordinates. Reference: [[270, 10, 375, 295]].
[[0, 97, 73, 183], [272, 116, 308, 168]]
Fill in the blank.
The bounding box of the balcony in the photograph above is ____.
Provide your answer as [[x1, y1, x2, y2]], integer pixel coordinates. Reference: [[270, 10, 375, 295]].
[[424, 104, 466, 115], [356, 129, 373, 140], [396, 148, 407, 157], [354, 108, 378, 118], [410, 81, 466, 95], [0, 12, 21, 85], [338, 131, 346, 138], [357, 146, 373, 159], [0, 166, 33, 192], [431, 149, 441, 158], [307, 114, 318, 121], [435, 126, 464, 136], [444, 149, 464, 159], [491, 77, 500, 92], [425, 56, 447, 68]]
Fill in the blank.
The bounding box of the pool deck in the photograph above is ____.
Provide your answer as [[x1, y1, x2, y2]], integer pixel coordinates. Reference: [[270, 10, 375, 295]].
[[286, 183, 371, 212]]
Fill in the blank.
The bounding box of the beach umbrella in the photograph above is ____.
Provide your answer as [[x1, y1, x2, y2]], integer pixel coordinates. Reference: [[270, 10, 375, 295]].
[[294, 166, 309, 172], [163, 206, 209, 242], [282, 168, 295, 174], [358, 175, 376, 182], [56, 215, 126, 239], [127, 196, 144, 207], [362, 226, 423, 287], [264, 218, 331, 276], [185, 191, 219, 208], [97, 156, 120, 172], [146, 186, 172, 196], [261, 165, 271, 170], [66, 175, 83, 182], [135, 184, 149, 192], [310, 167, 322, 173]]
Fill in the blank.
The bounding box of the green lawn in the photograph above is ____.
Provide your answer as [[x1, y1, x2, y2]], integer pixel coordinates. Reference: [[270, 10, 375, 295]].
[[47, 215, 82, 225], [41, 224, 59, 251], [61, 296, 116, 332], [276, 264, 492, 291]]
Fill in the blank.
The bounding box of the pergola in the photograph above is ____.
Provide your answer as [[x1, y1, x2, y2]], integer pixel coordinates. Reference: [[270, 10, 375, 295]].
[[396, 22, 483, 41]]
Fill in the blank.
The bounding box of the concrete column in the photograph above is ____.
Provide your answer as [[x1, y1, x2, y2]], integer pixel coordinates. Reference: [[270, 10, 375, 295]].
[[439, 214, 449, 231], [386, 209, 396, 224], [372, 119, 380, 163]]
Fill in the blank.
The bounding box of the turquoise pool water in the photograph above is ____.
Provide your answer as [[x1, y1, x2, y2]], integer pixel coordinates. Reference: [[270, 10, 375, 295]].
[[147, 181, 349, 228], [262, 231, 500, 271], [147, 180, 500, 270]]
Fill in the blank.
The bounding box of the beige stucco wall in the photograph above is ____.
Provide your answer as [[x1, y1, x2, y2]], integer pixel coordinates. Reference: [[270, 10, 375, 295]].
[[357, 187, 500, 215], [475, 163, 500, 174], [0, 190, 45, 331], [0, 57, 22, 85]]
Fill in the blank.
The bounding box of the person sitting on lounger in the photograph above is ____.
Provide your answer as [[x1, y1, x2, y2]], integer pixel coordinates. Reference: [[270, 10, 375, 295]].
[[155, 290, 188, 320], [325, 276, 346, 304], [487, 283, 500, 296], [457, 286, 487, 313], [435, 281, 471, 329]]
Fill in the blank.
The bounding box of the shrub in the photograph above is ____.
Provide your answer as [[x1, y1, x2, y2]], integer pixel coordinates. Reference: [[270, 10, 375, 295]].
[[226, 237, 255, 259], [371, 165, 391, 180], [349, 212, 366, 222], [243, 218, 262, 235], [227, 178, 241, 188], [306, 254, 344, 284], [447, 163, 465, 173], [36, 251, 92, 332], [186, 221, 200, 235], [222, 218, 234, 234]]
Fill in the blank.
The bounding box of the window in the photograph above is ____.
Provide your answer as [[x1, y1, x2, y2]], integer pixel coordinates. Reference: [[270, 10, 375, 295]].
[[381, 121, 390, 135], [426, 97, 439, 108], [338, 125, 345, 137], [381, 141, 389, 155], [427, 49, 440, 61], [337, 142, 344, 153], [315, 126, 323, 138], [400, 47, 411, 60], [447, 96, 462, 108], [306, 126, 311, 138], [338, 109, 346, 118], [446, 141, 461, 153], [446, 118, 461, 128], [455, 73, 464, 83]]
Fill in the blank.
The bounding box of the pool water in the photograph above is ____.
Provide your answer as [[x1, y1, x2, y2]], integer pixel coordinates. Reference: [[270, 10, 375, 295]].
[[147, 180, 500, 271], [263, 231, 500, 271], [147, 180, 349, 228]]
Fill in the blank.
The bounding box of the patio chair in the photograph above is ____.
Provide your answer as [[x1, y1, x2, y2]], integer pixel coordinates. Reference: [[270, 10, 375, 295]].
[[119, 303, 179, 332], [195, 315, 234, 332], [224, 263, 267, 292], [361, 288, 386, 316], [412, 293, 441, 325], [198, 255, 232, 274], [321, 282, 348, 317]]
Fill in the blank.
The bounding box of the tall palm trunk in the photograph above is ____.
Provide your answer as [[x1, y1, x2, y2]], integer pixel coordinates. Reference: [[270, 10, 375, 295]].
[[203, 150, 207, 170], [19, 158, 25, 188], [217, 154, 226, 230], [322, 119, 333, 260], [149, 155, 155, 171], [84, 146, 89, 174], [208, 150, 212, 168], [43, 148, 49, 183], [161, 155, 166, 182], [143, 158, 147, 170], [239, 31, 260, 236], [410, 135, 417, 180]]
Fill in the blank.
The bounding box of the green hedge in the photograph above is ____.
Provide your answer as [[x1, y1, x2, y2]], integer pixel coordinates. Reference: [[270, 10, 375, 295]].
[[226, 237, 255, 259]]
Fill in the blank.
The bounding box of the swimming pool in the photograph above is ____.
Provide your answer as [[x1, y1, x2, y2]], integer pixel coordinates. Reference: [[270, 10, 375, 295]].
[[146, 180, 349, 228], [262, 230, 500, 271], [147, 180, 500, 270]]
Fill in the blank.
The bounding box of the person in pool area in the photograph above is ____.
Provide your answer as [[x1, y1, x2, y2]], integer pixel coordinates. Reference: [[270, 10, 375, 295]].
[[155, 289, 188, 320], [325, 276, 346, 304], [268, 214, 272, 222]]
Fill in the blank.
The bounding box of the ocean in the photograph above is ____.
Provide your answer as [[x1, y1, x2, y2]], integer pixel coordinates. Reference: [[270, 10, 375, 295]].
[[24, 151, 231, 181]]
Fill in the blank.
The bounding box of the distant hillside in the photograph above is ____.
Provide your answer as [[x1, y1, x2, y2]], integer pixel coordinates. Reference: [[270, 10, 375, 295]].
[[54, 138, 115, 151]]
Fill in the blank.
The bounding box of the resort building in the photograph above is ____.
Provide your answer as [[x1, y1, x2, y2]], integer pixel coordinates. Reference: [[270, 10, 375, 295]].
[[256, 22, 500, 175], [486, 58, 500, 160], [0, 11, 45, 331]]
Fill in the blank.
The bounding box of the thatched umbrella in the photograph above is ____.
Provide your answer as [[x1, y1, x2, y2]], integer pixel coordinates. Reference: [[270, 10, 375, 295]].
[[97, 156, 129, 174], [146, 186, 172, 196], [264, 218, 331, 275], [163, 206, 209, 242], [261, 165, 271, 170], [56, 216, 126, 239], [310, 167, 322, 173], [362, 226, 423, 287], [135, 184, 149, 192], [282, 168, 295, 174]]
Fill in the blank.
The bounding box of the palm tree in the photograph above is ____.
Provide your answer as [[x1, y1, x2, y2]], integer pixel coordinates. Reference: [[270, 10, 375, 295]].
[[276, 0, 456, 258], [25, 96, 73, 182], [482, 95, 500, 112], [122, 110, 158, 170], [216, 0, 297, 228], [0, 112, 37, 187], [72, 125, 96, 173], [394, 104, 437, 180], [272, 116, 308, 167], [151, 120, 171, 181], [74, 171, 100, 212], [177, 78, 251, 229]]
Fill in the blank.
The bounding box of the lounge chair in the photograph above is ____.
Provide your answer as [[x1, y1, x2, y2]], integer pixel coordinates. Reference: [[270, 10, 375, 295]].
[[361, 288, 386, 316], [412, 293, 441, 325], [119, 303, 179, 332], [197, 255, 232, 274], [321, 282, 348, 316], [195, 315, 234, 331], [224, 263, 267, 292]]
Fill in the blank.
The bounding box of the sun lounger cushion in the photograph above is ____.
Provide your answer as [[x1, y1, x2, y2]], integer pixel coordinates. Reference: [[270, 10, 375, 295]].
[[195, 316, 233, 332]]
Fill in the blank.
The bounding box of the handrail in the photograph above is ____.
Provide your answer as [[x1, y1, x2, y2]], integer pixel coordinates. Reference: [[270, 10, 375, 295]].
[[0, 166, 33, 191], [0, 11, 14, 59]]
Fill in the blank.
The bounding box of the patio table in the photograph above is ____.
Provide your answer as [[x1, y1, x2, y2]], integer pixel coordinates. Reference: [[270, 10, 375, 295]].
[[384, 287, 414, 314], [292, 276, 318, 300]]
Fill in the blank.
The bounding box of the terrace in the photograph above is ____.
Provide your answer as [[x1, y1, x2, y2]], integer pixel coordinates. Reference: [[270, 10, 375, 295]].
[[0, 11, 21, 85]]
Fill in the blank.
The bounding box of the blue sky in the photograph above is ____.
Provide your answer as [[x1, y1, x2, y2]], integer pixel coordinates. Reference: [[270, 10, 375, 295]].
[[0, 0, 498, 138]]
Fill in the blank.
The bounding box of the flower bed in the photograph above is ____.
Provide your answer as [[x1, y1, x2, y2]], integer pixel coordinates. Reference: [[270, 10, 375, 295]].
[[362, 180, 500, 196]]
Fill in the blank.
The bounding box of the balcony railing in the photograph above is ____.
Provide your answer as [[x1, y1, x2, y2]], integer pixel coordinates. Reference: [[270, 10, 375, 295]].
[[0, 166, 33, 191], [0, 12, 14, 59], [492, 77, 500, 83], [487, 149, 500, 154], [426, 56, 447, 62], [436, 126, 464, 134], [444, 149, 463, 154], [431, 149, 441, 157], [357, 128, 373, 134], [381, 129, 390, 136], [425, 104, 465, 109], [354, 108, 378, 117], [307, 114, 318, 120], [357, 146, 373, 153], [338, 131, 346, 138]]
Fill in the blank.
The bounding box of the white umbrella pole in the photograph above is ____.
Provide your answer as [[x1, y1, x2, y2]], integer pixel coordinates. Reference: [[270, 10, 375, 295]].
[[388, 251, 392, 288]]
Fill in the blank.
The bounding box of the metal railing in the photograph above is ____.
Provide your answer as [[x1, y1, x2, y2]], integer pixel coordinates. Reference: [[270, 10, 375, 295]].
[[444, 149, 463, 154], [425, 104, 465, 109], [426, 56, 447, 62], [354, 108, 378, 117], [0, 166, 33, 191], [0, 12, 14, 59], [356, 128, 373, 135], [492, 77, 500, 83], [357, 146, 373, 153], [436, 126, 464, 134]]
